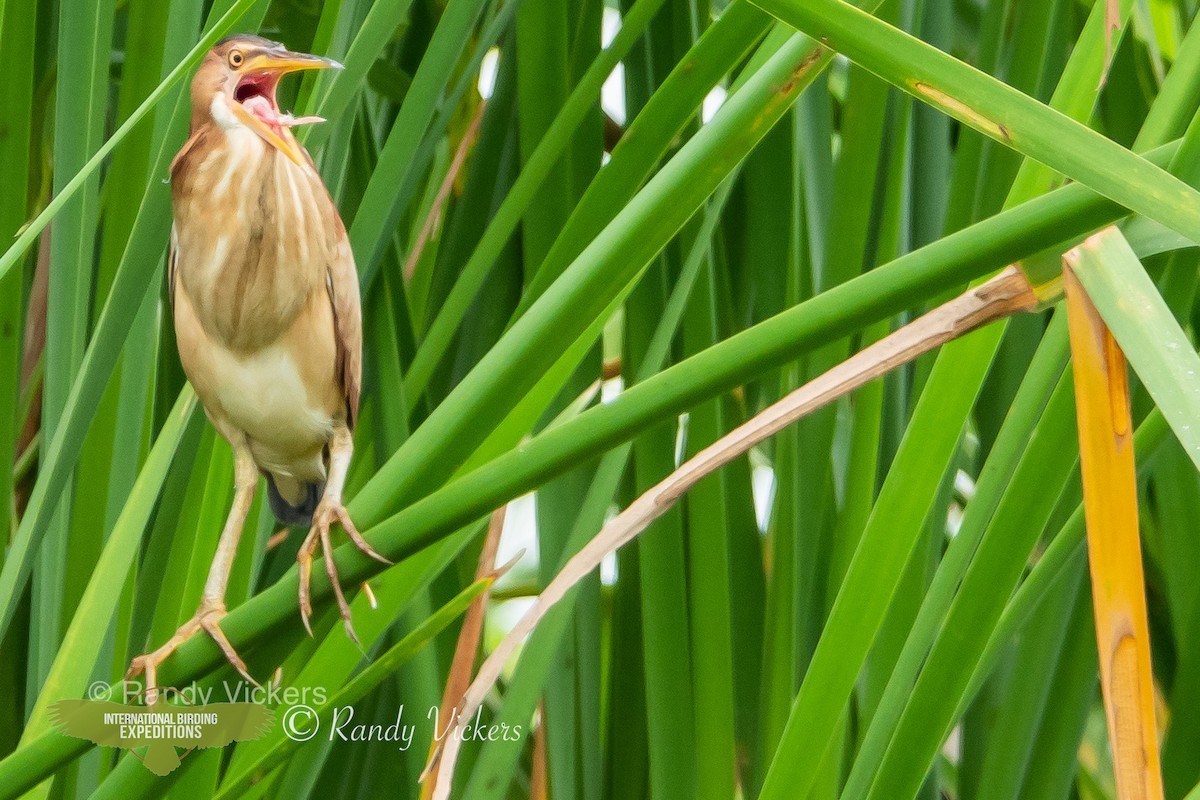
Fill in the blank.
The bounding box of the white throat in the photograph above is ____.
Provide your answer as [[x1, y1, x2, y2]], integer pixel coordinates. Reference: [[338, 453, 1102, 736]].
[[210, 93, 244, 132]]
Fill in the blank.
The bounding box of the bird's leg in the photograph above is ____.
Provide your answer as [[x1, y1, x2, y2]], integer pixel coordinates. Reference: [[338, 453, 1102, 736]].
[[298, 424, 390, 642], [127, 445, 260, 703]]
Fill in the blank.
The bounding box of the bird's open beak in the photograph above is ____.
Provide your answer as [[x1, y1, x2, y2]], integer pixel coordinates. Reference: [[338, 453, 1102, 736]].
[[231, 49, 342, 166], [246, 49, 343, 75]]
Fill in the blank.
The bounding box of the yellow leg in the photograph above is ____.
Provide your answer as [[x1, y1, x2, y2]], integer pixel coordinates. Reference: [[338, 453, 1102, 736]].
[[297, 424, 390, 642], [127, 444, 260, 703]]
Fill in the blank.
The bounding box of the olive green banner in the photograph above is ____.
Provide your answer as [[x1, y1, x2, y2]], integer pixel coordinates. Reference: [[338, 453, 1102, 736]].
[[50, 698, 273, 775]]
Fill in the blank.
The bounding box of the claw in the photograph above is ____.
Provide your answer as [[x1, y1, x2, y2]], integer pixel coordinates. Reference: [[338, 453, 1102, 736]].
[[297, 500, 382, 642]]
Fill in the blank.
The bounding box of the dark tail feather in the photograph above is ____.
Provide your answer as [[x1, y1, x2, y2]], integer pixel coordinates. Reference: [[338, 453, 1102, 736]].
[[266, 475, 322, 527]]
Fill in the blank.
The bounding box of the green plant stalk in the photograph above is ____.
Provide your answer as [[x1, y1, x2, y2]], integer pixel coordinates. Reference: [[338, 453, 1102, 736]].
[[632, 417, 696, 800], [751, 0, 1200, 252], [299, 0, 419, 151], [429, 23, 812, 498], [681, 262, 737, 800], [0, 137, 1189, 791], [754, 90, 815, 790], [284, 0, 348, 119], [850, 10, 1200, 783], [623, 220, 697, 800], [0, 0, 36, 550], [22, 390, 196, 740], [347, 26, 841, 534], [402, 0, 673, 397], [460, 178, 735, 798], [94, 0, 173, 309], [1157, 442, 1200, 797], [213, 578, 493, 799], [514, 0, 572, 273], [811, 13, 918, 721], [839, 311, 1070, 798], [360, 0, 523, 295], [758, 0, 1198, 789], [1066, 229, 1200, 471], [862, 366, 1081, 800], [34, 0, 118, 705], [1005, 0, 1135, 204], [1017, 573, 1098, 800], [611, 27, 709, 799], [0, 0, 271, 645], [966, 560, 1083, 800], [855, 232, 1198, 799], [939, 0, 1009, 238], [963, 0, 1063, 224], [0, 0, 257, 286], [346, 0, 492, 279], [513, 5, 782, 312], [780, 49, 896, 733], [760, 317, 1008, 800], [841, 66, 926, 732], [969, 408, 1171, 728]]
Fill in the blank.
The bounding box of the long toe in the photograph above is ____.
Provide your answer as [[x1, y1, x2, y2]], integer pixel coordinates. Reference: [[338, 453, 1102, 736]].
[[335, 506, 391, 565], [298, 507, 362, 644], [297, 532, 319, 636], [126, 615, 204, 704], [318, 517, 360, 644], [198, 609, 259, 687]]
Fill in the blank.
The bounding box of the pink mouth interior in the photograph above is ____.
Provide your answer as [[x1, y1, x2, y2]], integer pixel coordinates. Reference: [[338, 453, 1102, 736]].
[[235, 74, 324, 133]]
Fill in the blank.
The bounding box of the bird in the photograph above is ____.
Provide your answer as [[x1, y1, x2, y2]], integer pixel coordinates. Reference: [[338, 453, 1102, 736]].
[[126, 34, 389, 700]]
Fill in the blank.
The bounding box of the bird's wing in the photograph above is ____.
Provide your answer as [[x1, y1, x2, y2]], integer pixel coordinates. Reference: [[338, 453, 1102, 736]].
[[325, 230, 362, 429], [169, 127, 207, 177], [189, 703, 275, 749], [49, 700, 129, 748]]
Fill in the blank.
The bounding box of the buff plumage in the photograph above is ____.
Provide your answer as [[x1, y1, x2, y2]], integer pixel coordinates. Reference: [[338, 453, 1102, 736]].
[[126, 35, 385, 702]]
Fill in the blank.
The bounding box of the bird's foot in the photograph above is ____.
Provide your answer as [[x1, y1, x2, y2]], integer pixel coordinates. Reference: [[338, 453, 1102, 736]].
[[297, 500, 391, 643], [126, 601, 258, 704]]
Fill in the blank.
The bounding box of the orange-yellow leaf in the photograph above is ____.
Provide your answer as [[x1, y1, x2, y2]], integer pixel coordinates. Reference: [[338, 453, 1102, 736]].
[[1063, 259, 1162, 800]]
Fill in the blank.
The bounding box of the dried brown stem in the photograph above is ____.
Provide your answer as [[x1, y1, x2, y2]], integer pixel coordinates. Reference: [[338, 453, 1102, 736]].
[[419, 505, 507, 798], [402, 102, 486, 283]]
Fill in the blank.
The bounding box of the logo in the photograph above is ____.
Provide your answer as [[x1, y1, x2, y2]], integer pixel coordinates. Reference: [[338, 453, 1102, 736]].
[[50, 688, 273, 775]]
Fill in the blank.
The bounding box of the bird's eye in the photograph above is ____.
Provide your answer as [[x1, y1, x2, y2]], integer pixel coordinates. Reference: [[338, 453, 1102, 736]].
[[228, 50, 244, 68]]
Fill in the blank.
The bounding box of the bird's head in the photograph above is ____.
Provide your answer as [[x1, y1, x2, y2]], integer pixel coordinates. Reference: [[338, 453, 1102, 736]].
[[191, 34, 341, 165]]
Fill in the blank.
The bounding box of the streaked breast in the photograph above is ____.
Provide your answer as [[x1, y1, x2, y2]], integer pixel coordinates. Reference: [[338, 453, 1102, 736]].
[[171, 124, 338, 353]]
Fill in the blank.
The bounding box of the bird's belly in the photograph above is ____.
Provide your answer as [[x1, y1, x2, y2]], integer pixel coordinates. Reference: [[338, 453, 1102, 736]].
[[204, 342, 334, 453], [173, 284, 338, 471]]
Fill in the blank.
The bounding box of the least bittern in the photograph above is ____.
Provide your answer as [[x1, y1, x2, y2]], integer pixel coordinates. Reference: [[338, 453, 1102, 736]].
[[127, 35, 388, 698]]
